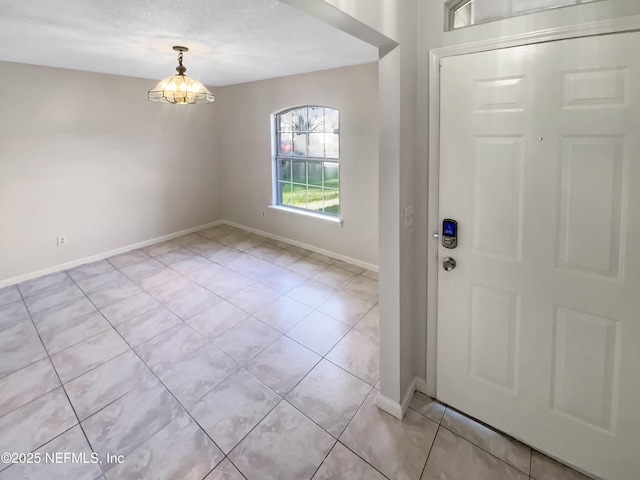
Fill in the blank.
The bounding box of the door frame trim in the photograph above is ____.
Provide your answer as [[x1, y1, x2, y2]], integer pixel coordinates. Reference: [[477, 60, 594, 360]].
[[426, 14, 640, 398]]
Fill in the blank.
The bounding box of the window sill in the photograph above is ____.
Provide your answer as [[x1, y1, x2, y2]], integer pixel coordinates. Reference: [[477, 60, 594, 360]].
[[268, 205, 343, 226]]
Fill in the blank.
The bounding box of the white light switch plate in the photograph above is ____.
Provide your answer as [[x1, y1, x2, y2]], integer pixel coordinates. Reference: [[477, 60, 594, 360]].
[[404, 205, 415, 229]]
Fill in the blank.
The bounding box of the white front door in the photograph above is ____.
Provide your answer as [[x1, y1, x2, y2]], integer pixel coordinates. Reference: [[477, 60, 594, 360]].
[[437, 32, 640, 480]]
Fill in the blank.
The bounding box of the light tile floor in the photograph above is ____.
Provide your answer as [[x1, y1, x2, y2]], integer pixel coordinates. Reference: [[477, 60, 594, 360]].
[[0, 225, 593, 480]]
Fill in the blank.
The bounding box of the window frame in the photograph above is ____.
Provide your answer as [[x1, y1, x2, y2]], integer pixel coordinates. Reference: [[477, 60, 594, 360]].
[[271, 106, 341, 219], [445, 0, 602, 31], [446, 0, 475, 30]]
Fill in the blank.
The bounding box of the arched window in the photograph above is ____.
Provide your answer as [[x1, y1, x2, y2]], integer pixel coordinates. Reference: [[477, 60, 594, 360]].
[[273, 106, 340, 217], [446, 0, 600, 30]]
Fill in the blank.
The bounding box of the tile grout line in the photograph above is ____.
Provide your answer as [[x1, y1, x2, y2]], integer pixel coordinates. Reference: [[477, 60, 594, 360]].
[[65, 262, 247, 471], [138, 242, 292, 340], [96, 244, 271, 365], [335, 441, 392, 480], [439, 420, 533, 476], [307, 436, 340, 480], [223, 398, 285, 462], [179, 325, 340, 461], [439, 405, 533, 476], [312, 378, 390, 479], [420, 422, 442, 479], [183, 231, 376, 334], [530, 446, 534, 480], [71, 238, 282, 417], [34, 312, 113, 358], [185, 313, 369, 458], [200, 455, 249, 480], [166, 233, 378, 397], [0, 424, 94, 477], [280, 318, 378, 393], [0, 349, 131, 421], [66, 270, 232, 471], [13, 272, 101, 478], [224, 337, 377, 466], [62, 272, 189, 476], [223, 456, 248, 480], [247, 283, 378, 411]]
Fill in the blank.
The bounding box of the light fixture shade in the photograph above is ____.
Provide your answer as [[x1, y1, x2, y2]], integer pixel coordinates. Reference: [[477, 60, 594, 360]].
[[148, 46, 214, 104], [148, 75, 214, 104]]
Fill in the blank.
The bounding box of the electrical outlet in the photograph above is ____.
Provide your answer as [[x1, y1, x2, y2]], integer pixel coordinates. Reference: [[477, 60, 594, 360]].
[[262, 211, 265, 217], [404, 204, 415, 230], [57, 235, 68, 247]]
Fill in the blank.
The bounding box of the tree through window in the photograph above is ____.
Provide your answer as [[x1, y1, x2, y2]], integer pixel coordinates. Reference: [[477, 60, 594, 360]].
[[273, 106, 340, 216]]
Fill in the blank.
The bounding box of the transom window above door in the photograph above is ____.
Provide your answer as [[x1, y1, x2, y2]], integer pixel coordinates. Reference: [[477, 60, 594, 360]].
[[273, 106, 340, 217], [446, 0, 601, 30]]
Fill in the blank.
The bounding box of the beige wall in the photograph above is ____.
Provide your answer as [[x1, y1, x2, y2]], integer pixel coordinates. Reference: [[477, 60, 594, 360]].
[[0, 62, 222, 284], [216, 62, 379, 266], [0, 60, 379, 285]]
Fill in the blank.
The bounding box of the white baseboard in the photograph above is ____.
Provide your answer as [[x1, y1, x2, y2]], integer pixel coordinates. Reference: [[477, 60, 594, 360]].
[[414, 376, 428, 395], [376, 392, 403, 419], [376, 377, 418, 420], [401, 377, 418, 414], [0, 220, 223, 289], [0, 218, 379, 288], [222, 220, 379, 272]]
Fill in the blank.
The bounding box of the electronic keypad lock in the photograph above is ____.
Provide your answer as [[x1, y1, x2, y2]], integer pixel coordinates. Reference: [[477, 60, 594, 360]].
[[442, 219, 457, 249]]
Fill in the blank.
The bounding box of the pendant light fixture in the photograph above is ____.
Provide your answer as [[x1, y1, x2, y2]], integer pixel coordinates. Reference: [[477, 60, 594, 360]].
[[148, 46, 214, 104]]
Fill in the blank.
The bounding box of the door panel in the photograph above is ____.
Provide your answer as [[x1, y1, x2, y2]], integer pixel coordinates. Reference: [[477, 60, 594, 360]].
[[438, 32, 640, 480], [469, 284, 520, 392], [473, 136, 524, 261], [558, 136, 625, 278]]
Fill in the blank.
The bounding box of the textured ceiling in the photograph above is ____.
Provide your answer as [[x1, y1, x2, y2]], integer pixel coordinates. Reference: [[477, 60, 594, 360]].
[[0, 0, 378, 86]]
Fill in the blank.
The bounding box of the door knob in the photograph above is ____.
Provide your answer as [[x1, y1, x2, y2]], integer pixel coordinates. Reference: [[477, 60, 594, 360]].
[[442, 257, 457, 272]]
